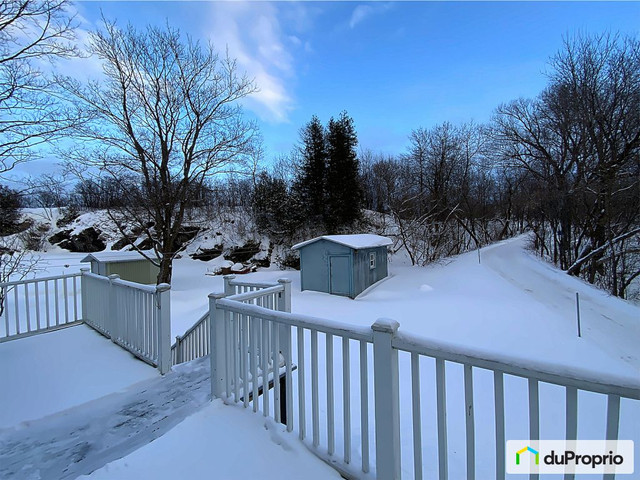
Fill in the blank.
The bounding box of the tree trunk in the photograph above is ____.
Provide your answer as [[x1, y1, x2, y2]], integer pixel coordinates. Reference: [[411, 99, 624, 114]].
[[157, 254, 173, 284]]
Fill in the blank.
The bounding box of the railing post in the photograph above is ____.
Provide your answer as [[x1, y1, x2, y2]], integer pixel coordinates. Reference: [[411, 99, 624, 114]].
[[277, 278, 292, 313], [107, 274, 120, 341], [175, 335, 182, 365], [223, 275, 236, 296], [209, 292, 227, 399], [156, 283, 171, 375], [277, 278, 293, 429], [80, 268, 90, 322], [372, 318, 401, 480]]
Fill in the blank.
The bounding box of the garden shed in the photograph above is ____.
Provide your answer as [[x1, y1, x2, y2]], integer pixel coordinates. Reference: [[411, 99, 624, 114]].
[[81, 251, 160, 285], [292, 234, 392, 299]]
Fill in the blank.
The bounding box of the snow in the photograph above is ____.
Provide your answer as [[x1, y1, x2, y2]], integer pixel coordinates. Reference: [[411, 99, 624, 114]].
[[2, 232, 639, 479], [80, 250, 157, 263], [0, 355, 211, 479], [20, 232, 640, 377], [171, 234, 638, 379], [165, 234, 640, 478], [83, 400, 341, 480], [0, 347, 339, 480], [0, 325, 157, 429], [292, 233, 392, 250], [290, 236, 639, 377]]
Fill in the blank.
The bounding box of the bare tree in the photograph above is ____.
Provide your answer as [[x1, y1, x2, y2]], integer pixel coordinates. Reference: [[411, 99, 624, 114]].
[[0, 0, 78, 174], [0, 183, 41, 315], [0, 239, 40, 316], [22, 172, 70, 220], [492, 32, 640, 297], [359, 149, 400, 214], [60, 20, 258, 284], [393, 122, 498, 265]]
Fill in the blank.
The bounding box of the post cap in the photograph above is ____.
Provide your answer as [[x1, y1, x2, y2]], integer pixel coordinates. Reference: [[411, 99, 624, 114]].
[[156, 283, 171, 292], [277, 278, 292, 284], [372, 318, 400, 334], [80, 267, 90, 272], [223, 274, 236, 280], [208, 292, 226, 299], [108, 274, 120, 280]]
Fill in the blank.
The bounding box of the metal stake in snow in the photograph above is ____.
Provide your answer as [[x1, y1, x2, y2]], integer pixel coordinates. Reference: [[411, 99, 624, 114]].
[[576, 292, 582, 338]]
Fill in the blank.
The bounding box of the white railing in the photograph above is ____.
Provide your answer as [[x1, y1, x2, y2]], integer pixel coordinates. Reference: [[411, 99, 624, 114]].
[[388, 328, 639, 480], [82, 271, 171, 374], [172, 311, 210, 365], [224, 275, 285, 297], [0, 272, 83, 342], [171, 275, 287, 366], [209, 297, 640, 480]]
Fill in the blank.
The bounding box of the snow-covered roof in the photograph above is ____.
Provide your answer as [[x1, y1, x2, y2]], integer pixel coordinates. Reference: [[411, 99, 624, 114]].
[[292, 234, 392, 250], [81, 250, 156, 264]]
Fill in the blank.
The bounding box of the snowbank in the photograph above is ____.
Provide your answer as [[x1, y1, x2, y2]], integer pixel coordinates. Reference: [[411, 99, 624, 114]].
[[84, 400, 342, 480]]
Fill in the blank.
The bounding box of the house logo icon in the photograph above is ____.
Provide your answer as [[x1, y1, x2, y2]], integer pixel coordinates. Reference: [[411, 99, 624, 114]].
[[516, 446, 539, 465]]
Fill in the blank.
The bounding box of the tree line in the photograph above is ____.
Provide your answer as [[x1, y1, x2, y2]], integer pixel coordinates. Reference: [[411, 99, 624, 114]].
[[253, 112, 363, 238], [0, 0, 638, 298], [252, 34, 640, 299]]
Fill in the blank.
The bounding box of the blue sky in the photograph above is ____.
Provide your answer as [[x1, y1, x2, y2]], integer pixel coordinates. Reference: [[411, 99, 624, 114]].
[[16, 1, 640, 177]]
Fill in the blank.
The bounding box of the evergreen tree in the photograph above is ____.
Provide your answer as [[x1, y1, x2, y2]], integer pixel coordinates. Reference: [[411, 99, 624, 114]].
[[252, 171, 295, 237], [325, 112, 362, 232], [293, 116, 327, 226], [0, 185, 21, 235]]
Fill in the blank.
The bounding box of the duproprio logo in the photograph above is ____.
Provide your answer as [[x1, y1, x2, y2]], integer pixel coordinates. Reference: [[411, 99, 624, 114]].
[[516, 446, 539, 465], [506, 440, 634, 474]]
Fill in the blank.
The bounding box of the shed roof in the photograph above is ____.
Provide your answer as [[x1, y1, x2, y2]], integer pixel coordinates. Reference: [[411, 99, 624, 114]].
[[81, 250, 157, 264], [292, 234, 392, 251]]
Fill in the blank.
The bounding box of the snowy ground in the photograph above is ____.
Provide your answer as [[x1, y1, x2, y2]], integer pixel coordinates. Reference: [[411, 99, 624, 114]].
[[2, 234, 638, 478], [168, 234, 639, 377], [0, 325, 157, 429], [24, 229, 639, 380], [91, 234, 640, 479], [82, 395, 341, 480], [0, 353, 340, 480]]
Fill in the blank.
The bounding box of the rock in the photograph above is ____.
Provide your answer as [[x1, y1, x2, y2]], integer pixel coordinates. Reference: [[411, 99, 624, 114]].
[[111, 236, 135, 250], [49, 229, 72, 245], [225, 240, 261, 263], [56, 207, 80, 228], [191, 245, 224, 262], [253, 256, 271, 268], [55, 227, 106, 252]]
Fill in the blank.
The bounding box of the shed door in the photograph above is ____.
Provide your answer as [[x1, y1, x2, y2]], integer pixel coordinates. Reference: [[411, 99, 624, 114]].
[[329, 255, 350, 296]]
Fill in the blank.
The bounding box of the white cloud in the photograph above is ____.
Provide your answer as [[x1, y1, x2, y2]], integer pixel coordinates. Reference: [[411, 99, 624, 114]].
[[288, 35, 301, 47], [205, 2, 297, 124], [349, 3, 392, 29], [349, 5, 373, 29], [13, 2, 103, 83]]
